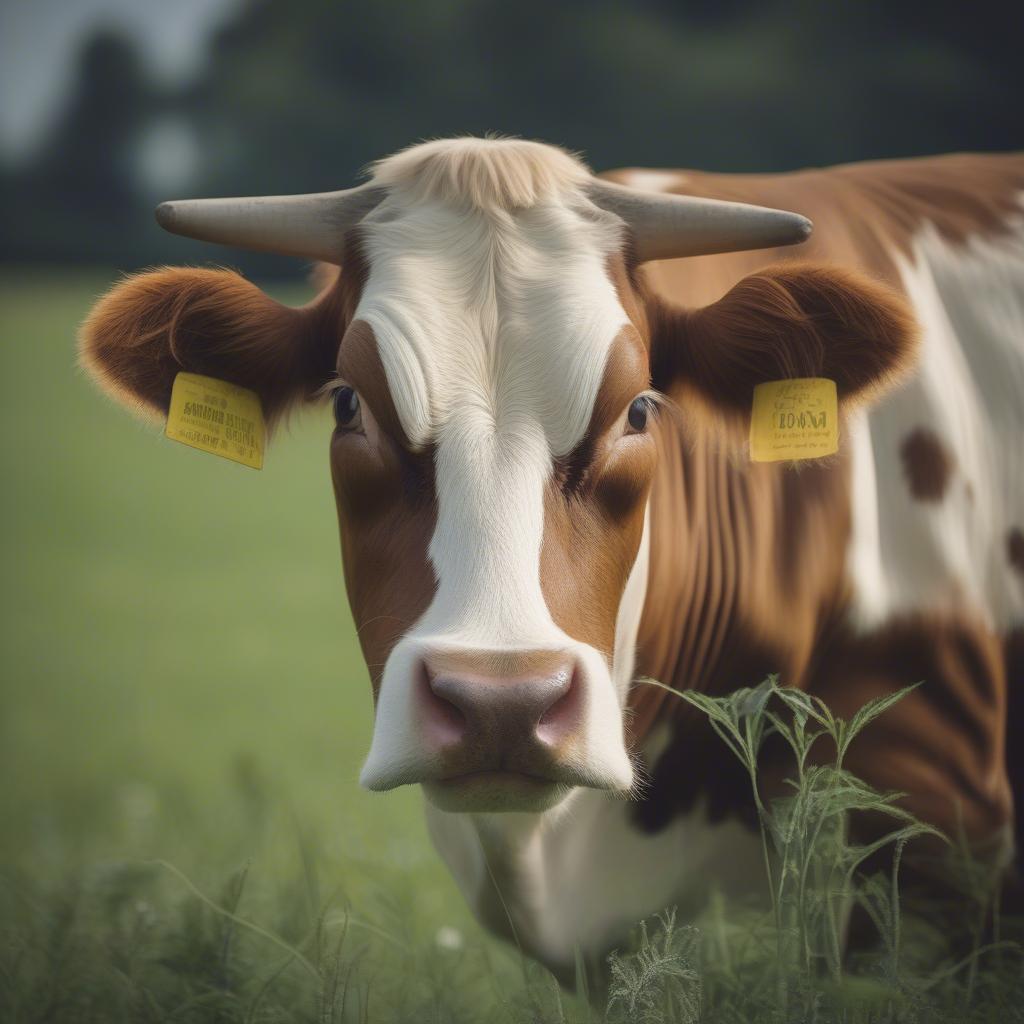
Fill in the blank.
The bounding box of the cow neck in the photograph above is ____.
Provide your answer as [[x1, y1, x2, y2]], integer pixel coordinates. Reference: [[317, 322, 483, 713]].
[[633, 410, 852, 718], [626, 403, 853, 829]]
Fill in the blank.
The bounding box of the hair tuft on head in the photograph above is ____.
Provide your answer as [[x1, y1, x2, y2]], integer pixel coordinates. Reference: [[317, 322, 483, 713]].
[[369, 136, 591, 211]]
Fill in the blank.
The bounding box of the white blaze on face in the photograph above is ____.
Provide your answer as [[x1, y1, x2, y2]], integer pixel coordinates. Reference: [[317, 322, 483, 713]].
[[353, 176, 643, 796]]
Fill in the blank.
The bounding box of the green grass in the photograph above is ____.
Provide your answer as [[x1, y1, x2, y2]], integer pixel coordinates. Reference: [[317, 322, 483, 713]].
[[1, 272, 1021, 1022], [0, 270, 523, 1019]]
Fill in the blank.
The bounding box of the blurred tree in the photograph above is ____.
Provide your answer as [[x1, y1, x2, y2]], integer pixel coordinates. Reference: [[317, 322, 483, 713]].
[[2, 0, 1020, 274], [1, 30, 158, 265], [185, 0, 1024, 192]]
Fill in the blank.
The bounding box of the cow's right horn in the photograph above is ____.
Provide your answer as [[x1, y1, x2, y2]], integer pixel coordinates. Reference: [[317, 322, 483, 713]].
[[154, 182, 386, 264], [587, 179, 812, 261]]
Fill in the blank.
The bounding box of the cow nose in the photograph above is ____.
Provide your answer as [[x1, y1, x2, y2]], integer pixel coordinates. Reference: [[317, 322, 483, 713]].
[[420, 652, 579, 754], [431, 670, 571, 734]]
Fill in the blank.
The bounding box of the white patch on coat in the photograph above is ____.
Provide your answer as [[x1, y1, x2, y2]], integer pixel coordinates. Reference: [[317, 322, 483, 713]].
[[424, 768, 763, 972], [354, 143, 643, 794], [846, 206, 1024, 633]]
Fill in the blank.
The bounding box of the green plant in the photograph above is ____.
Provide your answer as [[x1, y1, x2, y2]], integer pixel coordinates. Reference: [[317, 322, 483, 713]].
[[612, 675, 1024, 1022]]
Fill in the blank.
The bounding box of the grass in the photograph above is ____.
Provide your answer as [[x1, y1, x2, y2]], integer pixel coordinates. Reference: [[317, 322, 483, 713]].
[[1, 271, 1021, 1022]]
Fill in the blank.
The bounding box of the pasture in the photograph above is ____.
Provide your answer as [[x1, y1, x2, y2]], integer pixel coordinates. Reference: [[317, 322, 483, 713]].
[[0, 273, 1020, 1022], [0, 271, 521, 1020]]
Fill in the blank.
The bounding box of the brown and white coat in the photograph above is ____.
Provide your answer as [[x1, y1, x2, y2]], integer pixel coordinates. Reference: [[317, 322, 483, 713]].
[[80, 140, 1024, 975]]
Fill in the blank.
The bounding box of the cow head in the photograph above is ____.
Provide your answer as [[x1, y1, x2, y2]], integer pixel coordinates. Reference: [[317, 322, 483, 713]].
[[81, 138, 913, 814]]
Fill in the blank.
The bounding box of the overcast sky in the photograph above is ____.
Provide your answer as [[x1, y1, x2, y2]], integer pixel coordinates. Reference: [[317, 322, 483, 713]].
[[0, 0, 239, 156]]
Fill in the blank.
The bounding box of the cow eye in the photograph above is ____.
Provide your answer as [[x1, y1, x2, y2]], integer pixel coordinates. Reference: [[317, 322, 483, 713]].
[[626, 396, 651, 433], [333, 386, 362, 430]]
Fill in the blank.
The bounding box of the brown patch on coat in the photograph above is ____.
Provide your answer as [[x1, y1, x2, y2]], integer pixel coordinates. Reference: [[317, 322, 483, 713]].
[[330, 320, 437, 695], [1005, 527, 1024, 577], [814, 613, 1011, 845], [542, 328, 655, 656], [629, 410, 854, 828], [900, 427, 955, 501], [635, 606, 1014, 855]]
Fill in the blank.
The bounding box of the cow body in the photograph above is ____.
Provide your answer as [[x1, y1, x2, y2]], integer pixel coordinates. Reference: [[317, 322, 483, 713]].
[[628, 156, 1024, 835], [416, 153, 1024, 973], [80, 140, 1024, 980]]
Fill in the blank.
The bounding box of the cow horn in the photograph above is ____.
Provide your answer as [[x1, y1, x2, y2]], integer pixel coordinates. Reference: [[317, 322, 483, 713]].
[[154, 183, 386, 264], [587, 179, 812, 261]]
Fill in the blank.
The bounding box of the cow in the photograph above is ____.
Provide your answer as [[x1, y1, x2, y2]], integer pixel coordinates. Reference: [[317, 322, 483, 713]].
[[79, 137, 1024, 977]]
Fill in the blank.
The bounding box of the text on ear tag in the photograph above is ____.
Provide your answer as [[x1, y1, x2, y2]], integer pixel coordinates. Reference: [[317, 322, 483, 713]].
[[749, 378, 838, 463], [165, 372, 265, 470]]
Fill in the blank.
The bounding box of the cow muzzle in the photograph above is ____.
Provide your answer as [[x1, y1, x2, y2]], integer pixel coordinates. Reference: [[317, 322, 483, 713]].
[[359, 642, 634, 812]]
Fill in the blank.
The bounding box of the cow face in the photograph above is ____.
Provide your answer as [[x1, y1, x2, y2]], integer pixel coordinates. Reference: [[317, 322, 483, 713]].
[[334, 190, 656, 811], [80, 138, 912, 816]]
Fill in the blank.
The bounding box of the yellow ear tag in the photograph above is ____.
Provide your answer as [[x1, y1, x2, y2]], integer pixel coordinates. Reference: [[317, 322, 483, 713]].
[[749, 378, 838, 463], [165, 372, 265, 469]]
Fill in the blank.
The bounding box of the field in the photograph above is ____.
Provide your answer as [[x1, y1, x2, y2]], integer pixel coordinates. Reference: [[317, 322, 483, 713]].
[[1, 274, 1021, 1022], [1, 272, 534, 1021]]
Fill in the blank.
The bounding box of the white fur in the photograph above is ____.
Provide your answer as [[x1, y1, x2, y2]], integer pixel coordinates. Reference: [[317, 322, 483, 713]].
[[846, 205, 1024, 633], [370, 136, 590, 211], [424, 760, 763, 972], [355, 141, 641, 795]]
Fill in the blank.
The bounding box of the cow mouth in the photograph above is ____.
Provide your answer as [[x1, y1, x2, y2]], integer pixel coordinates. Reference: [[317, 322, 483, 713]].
[[363, 750, 634, 811], [423, 769, 575, 813]]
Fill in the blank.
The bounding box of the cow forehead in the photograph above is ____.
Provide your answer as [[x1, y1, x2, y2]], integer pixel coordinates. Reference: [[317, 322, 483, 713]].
[[351, 194, 631, 456]]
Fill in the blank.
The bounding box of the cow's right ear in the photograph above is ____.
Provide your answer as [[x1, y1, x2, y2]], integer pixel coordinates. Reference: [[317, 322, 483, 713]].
[[79, 267, 341, 426]]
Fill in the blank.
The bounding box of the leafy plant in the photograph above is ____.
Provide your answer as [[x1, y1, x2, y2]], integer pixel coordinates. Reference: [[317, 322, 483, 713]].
[[606, 910, 700, 1024], [626, 675, 1024, 1021]]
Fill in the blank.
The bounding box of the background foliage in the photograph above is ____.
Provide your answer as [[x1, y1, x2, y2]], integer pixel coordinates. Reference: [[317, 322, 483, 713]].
[[1, 0, 1022, 276]]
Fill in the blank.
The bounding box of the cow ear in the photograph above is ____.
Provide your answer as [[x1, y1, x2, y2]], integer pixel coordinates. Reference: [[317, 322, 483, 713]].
[[79, 267, 341, 427], [654, 263, 918, 425]]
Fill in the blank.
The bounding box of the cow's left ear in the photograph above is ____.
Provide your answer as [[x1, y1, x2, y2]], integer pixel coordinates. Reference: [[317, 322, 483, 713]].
[[652, 263, 918, 423]]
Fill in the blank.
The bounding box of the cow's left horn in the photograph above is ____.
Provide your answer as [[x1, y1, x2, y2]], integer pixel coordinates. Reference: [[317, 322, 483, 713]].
[[587, 179, 812, 261], [154, 183, 385, 264]]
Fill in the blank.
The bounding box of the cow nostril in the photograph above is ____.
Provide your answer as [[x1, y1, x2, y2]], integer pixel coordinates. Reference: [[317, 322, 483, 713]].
[[421, 666, 468, 746], [536, 667, 578, 745], [536, 668, 573, 721], [428, 674, 475, 716]]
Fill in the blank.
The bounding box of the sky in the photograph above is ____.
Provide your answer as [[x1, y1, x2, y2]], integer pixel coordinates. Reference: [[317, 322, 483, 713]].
[[0, 0, 239, 156]]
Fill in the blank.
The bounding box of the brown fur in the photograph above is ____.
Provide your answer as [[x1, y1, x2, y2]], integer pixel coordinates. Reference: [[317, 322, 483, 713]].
[[816, 613, 1012, 842], [1008, 528, 1024, 578], [901, 427, 956, 501], [543, 330, 656, 656], [617, 153, 1021, 863], [330, 320, 437, 695], [653, 263, 918, 431], [78, 267, 344, 426]]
